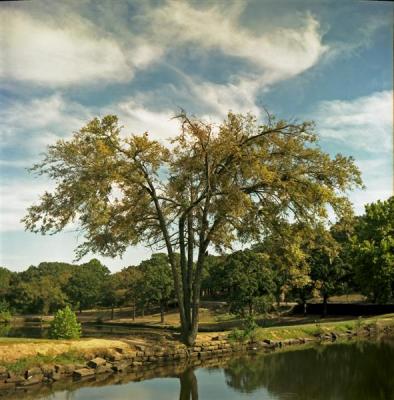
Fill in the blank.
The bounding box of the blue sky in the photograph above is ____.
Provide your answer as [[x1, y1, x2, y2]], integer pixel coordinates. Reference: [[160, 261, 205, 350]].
[[0, 0, 392, 272]]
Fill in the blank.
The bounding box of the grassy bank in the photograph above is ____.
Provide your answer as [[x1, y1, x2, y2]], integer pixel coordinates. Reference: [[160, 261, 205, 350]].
[[1, 314, 393, 368], [3, 351, 85, 374], [253, 313, 394, 341]]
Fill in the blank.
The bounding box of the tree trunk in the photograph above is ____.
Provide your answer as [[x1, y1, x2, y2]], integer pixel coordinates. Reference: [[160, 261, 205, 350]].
[[111, 305, 114, 320], [160, 301, 165, 324], [322, 295, 328, 317], [303, 300, 307, 316], [248, 301, 253, 317], [132, 303, 136, 321]]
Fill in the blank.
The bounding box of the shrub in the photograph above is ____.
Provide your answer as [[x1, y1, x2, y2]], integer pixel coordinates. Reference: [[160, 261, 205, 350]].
[[228, 328, 248, 342], [49, 306, 81, 339], [228, 316, 259, 343]]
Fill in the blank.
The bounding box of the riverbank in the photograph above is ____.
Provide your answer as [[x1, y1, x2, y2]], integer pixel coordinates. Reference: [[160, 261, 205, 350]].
[[1, 314, 393, 393]]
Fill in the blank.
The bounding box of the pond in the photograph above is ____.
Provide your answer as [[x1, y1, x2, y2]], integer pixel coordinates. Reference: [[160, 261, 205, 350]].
[[3, 339, 394, 400]]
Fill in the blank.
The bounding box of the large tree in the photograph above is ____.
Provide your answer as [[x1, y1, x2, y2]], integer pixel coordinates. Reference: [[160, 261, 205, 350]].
[[352, 197, 394, 303], [23, 112, 361, 345]]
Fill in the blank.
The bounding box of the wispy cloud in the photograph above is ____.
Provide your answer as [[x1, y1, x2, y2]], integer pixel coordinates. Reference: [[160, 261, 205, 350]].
[[0, 93, 92, 157], [313, 90, 393, 153], [146, 2, 328, 82], [0, 8, 158, 86], [0, 179, 54, 232]]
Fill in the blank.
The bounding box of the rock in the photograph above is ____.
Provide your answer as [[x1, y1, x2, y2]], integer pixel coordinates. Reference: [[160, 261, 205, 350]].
[[25, 367, 43, 379], [0, 366, 7, 380], [55, 364, 76, 375], [20, 375, 43, 386], [95, 365, 113, 375], [108, 352, 122, 362], [111, 361, 129, 372], [114, 347, 125, 353], [122, 350, 137, 359], [132, 361, 142, 366], [73, 368, 95, 378], [5, 373, 25, 384], [51, 372, 62, 381], [40, 364, 55, 377], [0, 382, 15, 390], [87, 357, 107, 368]]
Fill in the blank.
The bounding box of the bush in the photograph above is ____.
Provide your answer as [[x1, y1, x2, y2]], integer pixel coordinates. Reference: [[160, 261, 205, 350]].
[[49, 306, 81, 339], [228, 316, 259, 343], [228, 328, 248, 342]]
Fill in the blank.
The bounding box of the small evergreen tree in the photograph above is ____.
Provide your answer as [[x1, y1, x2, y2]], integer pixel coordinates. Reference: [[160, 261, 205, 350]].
[[49, 305, 81, 339]]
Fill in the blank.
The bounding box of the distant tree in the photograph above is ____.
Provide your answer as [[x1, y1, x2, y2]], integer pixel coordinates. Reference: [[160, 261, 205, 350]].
[[139, 253, 174, 323], [22, 112, 362, 345], [352, 197, 394, 303], [123, 266, 145, 319], [7, 262, 76, 314], [10, 274, 67, 315], [0, 267, 13, 300], [102, 274, 123, 320], [49, 305, 81, 339], [252, 222, 311, 306], [223, 250, 275, 318], [201, 255, 226, 298], [65, 259, 110, 312], [0, 299, 12, 323], [308, 226, 348, 316]]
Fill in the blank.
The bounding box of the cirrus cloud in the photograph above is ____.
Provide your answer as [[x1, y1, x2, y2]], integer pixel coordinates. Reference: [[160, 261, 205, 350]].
[[313, 90, 393, 153]]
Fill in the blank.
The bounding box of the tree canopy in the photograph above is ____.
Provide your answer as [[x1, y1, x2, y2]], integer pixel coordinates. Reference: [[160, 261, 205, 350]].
[[352, 197, 394, 303], [23, 111, 362, 345]]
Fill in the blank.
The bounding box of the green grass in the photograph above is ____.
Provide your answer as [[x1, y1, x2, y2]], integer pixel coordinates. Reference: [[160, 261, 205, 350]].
[[0, 337, 53, 345], [2, 350, 85, 373], [252, 314, 394, 341]]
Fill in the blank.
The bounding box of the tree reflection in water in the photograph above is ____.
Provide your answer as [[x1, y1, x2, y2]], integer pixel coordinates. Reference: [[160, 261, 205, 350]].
[[179, 367, 198, 400], [223, 339, 394, 400]]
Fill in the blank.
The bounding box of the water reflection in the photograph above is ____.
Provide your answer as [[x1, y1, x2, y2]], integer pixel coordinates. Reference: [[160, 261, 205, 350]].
[[223, 339, 394, 399], [179, 368, 198, 400], [1, 339, 393, 400]]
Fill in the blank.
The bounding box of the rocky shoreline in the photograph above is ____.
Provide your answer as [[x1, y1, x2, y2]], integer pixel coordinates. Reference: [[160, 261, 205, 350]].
[[0, 323, 392, 397]]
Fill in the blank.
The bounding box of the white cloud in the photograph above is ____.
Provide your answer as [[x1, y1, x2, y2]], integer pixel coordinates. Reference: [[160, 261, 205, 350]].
[[313, 90, 393, 153], [0, 179, 53, 232], [147, 2, 327, 82], [190, 78, 261, 118], [116, 99, 180, 141], [137, 2, 328, 118], [0, 9, 155, 86], [0, 93, 91, 152], [351, 158, 392, 214]]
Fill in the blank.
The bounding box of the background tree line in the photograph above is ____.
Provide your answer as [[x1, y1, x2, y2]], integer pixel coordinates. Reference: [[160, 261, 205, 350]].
[[1, 196, 392, 319]]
